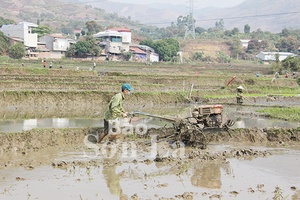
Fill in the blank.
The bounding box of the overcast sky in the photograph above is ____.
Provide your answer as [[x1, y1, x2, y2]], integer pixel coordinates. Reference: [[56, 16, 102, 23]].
[[110, 0, 246, 8]]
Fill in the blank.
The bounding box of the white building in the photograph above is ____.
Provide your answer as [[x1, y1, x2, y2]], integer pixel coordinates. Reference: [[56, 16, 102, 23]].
[[93, 28, 132, 55], [108, 27, 131, 44], [0, 22, 38, 48], [39, 34, 75, 58], [256, 52, 296, 62], [94, 30, 124, 54], [240, 39, 250, 48]]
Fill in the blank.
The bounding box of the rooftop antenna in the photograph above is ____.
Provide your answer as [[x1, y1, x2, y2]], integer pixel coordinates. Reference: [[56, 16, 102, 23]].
[[184, 0, 195, 39]]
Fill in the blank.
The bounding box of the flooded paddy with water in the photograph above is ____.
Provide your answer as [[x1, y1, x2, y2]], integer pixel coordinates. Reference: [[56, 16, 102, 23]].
[[1, 64, 300, 199], [1, 102, 300, 200]]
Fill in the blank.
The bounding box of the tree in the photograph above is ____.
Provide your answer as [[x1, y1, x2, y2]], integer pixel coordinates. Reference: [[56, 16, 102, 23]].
[[176, 15, 188, 29], [85, 21, 103, 35], [0, 31, 9, 55], [225, 28, 240, 37], [244, 24, 250, 34], [0, 16, 15, 27], [65, 44, 76, 57], [231, 27, 240, 35], [276, 36, 299, 53], [247, 40, 268, 54], [66, 34, 100, 58], [9, 43, 25, 59], [85, 35, 100, 56], [74, 40, 90, 57], [215, 19, 225, 31], [153, 38, 180, 61], [230, 39, 243, 59], [281, 56, 300, 72], [140, 38, 180, 61], [140, 39, 155, 48], [32, 25, 52, 37], [280, 28, 291, 37], [195, 27, 206, 35], [122, 51, 133, 61]]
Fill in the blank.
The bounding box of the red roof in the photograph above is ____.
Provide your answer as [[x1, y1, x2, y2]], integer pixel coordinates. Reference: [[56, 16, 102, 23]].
[[108, 27, 131, 33], [130, 47, 146, 54]]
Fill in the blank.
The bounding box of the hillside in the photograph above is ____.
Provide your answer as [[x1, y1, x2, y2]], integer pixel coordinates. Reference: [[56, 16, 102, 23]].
[[197, 0, 300, 33], [180, 39, 231, 60], [71, 0, 300, 33], [1, 0, 299, 34], [0, 0, 140, 33]]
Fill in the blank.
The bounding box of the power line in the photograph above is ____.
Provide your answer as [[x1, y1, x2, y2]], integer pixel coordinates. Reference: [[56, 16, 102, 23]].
[[196, 11, 300, 22], [144, 10, 300, 26]]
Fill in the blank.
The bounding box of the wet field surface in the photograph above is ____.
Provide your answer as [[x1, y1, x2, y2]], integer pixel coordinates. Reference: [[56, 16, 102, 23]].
[[0, 104, 299, 133], [1, 102, 300, 200], [0, 144, 299, 200]]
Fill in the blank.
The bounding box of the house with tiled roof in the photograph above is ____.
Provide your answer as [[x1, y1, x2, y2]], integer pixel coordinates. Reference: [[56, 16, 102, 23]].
[[130, 45, 159, 62], [94, 27, 159, 62]]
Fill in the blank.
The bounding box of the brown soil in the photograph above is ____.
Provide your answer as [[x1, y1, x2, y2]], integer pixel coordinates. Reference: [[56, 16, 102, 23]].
[[1, 126, 299, 164], [1, 126, 299, 200]]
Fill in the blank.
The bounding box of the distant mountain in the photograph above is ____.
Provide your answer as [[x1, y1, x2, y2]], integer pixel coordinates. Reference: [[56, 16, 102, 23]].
[[70, 0, 183, 26], [0, 0, 141, 32], [74, 0, 300, 33], [195, 0, 300, 32], [0, 0, 299, 33]]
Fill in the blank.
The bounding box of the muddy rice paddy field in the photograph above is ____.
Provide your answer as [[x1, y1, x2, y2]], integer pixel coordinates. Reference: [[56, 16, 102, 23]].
[[0, 61, 300, 200]]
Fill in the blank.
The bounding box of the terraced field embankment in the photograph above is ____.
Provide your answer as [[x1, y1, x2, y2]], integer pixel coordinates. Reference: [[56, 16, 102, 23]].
[[1, 62, 300, 109]]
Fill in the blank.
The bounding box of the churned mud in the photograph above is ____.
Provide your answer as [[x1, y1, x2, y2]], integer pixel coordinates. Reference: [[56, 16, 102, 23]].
[[1, 65, 300, 199], [0, 127, 300, 199]]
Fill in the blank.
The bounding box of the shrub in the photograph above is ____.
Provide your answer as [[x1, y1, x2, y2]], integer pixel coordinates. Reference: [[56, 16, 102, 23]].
[[8, 43, 25, 59]]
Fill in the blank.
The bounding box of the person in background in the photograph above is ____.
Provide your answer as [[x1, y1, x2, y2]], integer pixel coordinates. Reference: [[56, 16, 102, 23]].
[[236, 86, 244, 104], [43, 60, 46, 68], [93, 61, 96, 70], [97, 83, 134, 143]]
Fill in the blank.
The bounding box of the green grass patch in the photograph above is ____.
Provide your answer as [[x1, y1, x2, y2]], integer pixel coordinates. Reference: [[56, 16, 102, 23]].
[[257, 107, 300, 121]]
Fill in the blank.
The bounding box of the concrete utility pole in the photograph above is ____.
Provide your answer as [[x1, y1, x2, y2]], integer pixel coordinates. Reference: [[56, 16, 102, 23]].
[[184, 0, 195, 39]]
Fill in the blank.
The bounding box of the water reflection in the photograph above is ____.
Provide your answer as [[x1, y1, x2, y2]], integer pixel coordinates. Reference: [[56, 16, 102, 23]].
[[191, 161, 222, 189], [190, 160, 231, 189], [0, 104, 298, 133], [0, 118, 102, 133], [102, 158, 123, 197], [223, 106, 297, 129]]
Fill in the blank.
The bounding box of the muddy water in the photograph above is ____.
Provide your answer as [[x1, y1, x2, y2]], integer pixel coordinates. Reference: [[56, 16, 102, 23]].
[[0, 145, 299, 200], [1, 103, 300, 200], [0, 118, 102, 133], [0, 104, 298, 133]]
